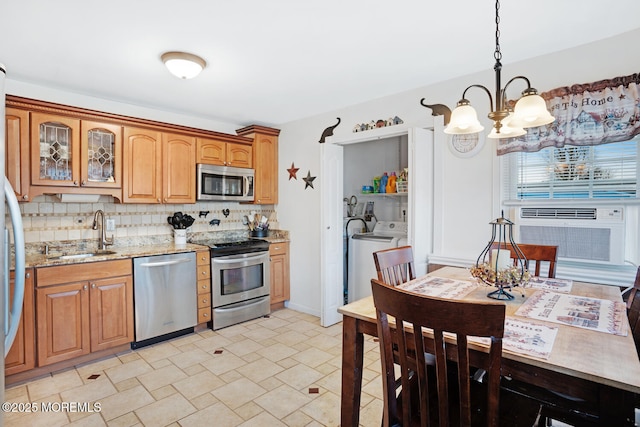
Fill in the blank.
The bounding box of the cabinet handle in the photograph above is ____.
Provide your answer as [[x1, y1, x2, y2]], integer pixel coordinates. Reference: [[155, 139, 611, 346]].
[[201, 271, 207, 275], [22, 195, 28, 200], [201, 284, 207, 289], [203, 313, 209, 318], [202, 298, 208, 304], [73, 181, 78, 186], [81, 180, 86, 186], [157, 198, 161, 203], [83, 285, 88, 290], [91, 283, 96, 289], [25, 272, 30, 279]]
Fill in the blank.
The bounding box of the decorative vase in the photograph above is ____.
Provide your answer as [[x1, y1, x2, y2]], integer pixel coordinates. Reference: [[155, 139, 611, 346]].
[[174, 229, 187, 246]]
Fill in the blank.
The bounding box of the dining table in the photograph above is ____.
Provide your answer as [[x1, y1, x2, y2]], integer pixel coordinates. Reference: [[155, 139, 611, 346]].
[[338, 266, 640, 427]]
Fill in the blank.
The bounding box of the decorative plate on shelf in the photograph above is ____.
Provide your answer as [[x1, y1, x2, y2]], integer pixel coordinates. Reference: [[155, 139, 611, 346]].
[[447, 132, 485, 158]]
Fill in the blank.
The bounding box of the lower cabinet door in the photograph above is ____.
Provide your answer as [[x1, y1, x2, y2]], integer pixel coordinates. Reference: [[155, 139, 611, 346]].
[[5, 269, 35, 375], [37, 282, 90, 366], [90, 276, 134, 352]]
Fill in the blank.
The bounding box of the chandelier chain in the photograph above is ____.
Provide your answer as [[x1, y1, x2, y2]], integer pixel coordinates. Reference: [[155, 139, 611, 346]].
[[494, 0, 502, 62]]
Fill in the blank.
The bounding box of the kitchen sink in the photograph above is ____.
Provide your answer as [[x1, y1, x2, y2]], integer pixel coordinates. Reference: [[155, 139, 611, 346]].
[[48, 250, 117, 260]]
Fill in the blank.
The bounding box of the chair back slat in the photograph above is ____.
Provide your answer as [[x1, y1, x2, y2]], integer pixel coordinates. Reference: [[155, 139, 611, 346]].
[[491, 243, 558, 278], [371, 278, 505, 427], [373, 246, 416, 286]]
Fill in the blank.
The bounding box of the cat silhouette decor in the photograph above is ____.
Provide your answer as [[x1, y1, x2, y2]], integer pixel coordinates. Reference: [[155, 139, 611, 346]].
[[319, 118, 341, 143]]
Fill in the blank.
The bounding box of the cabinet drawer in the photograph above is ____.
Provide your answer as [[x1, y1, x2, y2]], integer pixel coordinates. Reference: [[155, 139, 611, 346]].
[[269, 242, 288, 256], [198, 307, 211, 323], [197, 295, 210, 309], [197, 279, 211, 295], [196, 250, 210, 266], [197, 264, 210, 280], [36, 259, 131, 287]]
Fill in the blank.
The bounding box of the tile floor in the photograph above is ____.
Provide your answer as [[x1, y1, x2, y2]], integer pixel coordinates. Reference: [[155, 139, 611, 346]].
[[4, 309, 386, 427], [4, 308, 638, 426]]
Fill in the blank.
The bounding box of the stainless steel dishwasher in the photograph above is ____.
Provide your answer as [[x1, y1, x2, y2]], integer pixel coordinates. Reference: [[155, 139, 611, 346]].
[[132, 252, 196, 348]]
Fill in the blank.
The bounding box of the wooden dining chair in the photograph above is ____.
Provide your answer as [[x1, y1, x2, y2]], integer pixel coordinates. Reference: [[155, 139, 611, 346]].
[[491, 243, 558, 278], [626, 266, 640, 355], [371, 278, 541, 427], [373, 245, 416, 286]]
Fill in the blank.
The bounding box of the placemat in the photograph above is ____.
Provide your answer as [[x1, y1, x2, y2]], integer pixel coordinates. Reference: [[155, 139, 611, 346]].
[[399, 275, 478, 300], [467, 317, 559, 359], [515, 290, 627, 336], [524, 277, 573, 293]]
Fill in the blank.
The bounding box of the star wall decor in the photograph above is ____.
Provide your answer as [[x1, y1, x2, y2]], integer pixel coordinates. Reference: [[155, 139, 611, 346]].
[[303, 170, 316, 189], [287, 162, 299, 180]]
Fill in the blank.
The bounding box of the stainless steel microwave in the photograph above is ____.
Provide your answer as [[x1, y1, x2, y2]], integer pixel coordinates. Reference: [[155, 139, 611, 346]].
[[196, 164, 254, 201]]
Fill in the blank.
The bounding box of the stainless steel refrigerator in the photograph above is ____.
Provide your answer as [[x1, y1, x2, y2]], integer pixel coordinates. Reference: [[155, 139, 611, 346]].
[[1, 63, 27, 425]]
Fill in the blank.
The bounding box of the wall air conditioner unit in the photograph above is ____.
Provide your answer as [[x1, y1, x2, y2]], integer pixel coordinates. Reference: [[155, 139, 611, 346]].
[[512, 207, 625, 265]]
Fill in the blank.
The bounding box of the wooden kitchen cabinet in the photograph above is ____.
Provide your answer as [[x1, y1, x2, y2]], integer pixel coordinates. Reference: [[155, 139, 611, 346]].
[[196, 138, 252, 168], [30, 112, 81, 187], [35, 260, 133, 366], [80, 120, 122, 189], [5, 269, 35, 376], [196, 249, 212, 324], [89, 276, 134, 352], [5, 107, 31, 201], [123, 127, 195, 203], [269, 242, 290, 310], [28, 112, 122, 199], [163, 133, 196, 203], [236, 125, 280, 204]]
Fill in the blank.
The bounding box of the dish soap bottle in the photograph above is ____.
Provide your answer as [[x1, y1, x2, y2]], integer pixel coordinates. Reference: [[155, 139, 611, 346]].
[[379, 172, 388, 193], [386, 172, 397, 193]]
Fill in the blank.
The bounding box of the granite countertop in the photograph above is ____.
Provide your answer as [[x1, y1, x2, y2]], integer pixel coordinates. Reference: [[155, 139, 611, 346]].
[[26, 243, 210, 268], [25, 229, 290, 268]]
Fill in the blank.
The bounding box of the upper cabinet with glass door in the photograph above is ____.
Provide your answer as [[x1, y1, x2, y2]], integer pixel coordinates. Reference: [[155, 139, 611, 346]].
[[30, 112, 122, 198], [31, 112, 80, 187], [81, 121, 121, 189]]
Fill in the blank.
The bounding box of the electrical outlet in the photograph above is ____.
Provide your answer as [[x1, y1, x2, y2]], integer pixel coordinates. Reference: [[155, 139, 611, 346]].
[[106, 218, 116, 231]]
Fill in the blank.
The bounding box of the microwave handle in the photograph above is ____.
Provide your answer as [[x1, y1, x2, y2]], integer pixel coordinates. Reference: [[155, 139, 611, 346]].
[[245, 175, 253, 198]]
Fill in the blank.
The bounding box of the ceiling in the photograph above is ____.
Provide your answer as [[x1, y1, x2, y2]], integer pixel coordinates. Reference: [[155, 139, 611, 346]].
[[2, 1, 640, 128]]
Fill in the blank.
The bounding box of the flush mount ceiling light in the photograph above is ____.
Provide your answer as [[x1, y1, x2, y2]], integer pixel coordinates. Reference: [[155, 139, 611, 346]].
[[444, 0, 554, 139], [161, 51, 206, 79]]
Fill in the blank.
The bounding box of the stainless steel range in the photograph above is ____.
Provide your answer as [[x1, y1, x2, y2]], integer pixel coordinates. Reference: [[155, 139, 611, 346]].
[[193, 237, 271, 330]]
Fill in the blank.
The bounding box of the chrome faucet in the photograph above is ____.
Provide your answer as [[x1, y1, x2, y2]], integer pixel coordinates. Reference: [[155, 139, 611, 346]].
[[92, 210, 114, 250]]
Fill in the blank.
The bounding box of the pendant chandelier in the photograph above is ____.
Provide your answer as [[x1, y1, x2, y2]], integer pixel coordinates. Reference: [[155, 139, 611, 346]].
[[444, 0, 554, 139]]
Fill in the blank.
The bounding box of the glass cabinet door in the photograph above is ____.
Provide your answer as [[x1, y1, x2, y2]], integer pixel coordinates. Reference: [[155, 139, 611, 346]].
[[81, 121, 121, 188], [30, 113, 80, 186]]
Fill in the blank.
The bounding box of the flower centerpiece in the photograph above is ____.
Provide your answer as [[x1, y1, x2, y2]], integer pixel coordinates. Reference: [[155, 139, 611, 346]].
[[470, 212, 530, 300]]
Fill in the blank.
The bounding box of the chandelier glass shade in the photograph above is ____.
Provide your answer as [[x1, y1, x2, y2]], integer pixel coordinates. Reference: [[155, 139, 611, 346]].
[[161, 52, 206, 79], [444, 0, 554, 139]]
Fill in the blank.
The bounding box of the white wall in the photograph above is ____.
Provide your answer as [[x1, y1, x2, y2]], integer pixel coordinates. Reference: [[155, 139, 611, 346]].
[[279, 29, 640, 316]]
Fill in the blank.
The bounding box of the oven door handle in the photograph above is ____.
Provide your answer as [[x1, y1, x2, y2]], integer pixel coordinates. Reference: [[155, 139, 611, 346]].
[[138, 258, 192, 268], [213, 253, 266, 264]]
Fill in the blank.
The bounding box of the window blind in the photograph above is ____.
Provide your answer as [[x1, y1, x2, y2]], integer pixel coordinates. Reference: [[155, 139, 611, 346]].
[[503, 138, 639, 201]]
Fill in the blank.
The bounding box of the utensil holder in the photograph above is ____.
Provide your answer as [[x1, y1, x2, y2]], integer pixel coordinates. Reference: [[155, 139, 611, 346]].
[[251, 229, 268, 238], [174, 229, 187, 245]]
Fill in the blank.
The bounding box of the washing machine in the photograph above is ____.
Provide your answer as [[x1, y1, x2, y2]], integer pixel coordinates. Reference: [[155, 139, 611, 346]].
[[348, 221, 408, 302]]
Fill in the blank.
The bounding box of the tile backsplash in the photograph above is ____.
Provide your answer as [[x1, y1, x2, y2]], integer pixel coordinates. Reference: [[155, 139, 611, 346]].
[[9, 195, 275, 246]]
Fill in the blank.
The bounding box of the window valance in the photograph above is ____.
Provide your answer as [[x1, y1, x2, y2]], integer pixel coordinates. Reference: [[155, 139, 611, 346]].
[[496, 72, 640, 156]]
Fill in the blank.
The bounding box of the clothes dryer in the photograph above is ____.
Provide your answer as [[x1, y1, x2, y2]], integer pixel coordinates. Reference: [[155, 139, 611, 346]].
[[347, 221, 408, 302]]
